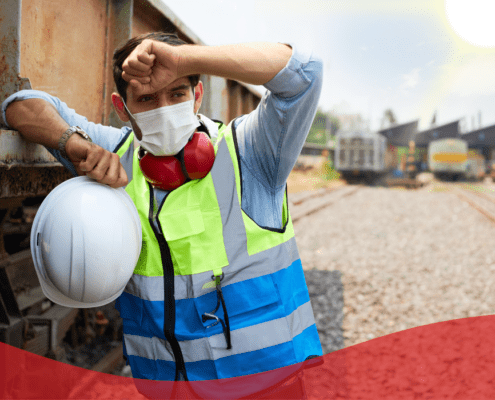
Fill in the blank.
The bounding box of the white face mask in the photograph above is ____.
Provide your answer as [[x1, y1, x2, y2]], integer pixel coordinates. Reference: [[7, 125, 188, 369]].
[[125, 99, 200, 156]]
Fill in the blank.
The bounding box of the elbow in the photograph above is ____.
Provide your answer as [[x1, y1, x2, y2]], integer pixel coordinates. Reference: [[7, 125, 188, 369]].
[[4, 101, 23, 130], [306, 54, 324, 95], [4, 99, 47, 135]]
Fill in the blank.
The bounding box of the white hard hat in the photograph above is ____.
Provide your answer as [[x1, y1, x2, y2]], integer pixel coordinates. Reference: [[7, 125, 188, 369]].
[[30, 176, 142, 308]]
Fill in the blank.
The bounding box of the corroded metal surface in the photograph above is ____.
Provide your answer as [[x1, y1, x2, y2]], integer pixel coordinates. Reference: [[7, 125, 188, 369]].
[[20, 0, 109, 125], [0, 129, 72, 199], [0, 129, 57, 164], [105, 0, 133, 127], [228, 82, 242, 121], [0, 0, 20, 126], [0, 164, 73, 199]]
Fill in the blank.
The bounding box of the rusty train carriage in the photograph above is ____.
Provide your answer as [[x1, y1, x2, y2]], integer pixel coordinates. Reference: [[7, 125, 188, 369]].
[[0, 0, 261, 371]]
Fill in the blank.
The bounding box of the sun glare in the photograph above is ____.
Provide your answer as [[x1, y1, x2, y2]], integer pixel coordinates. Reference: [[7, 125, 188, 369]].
[[445, 0, 495, 47]]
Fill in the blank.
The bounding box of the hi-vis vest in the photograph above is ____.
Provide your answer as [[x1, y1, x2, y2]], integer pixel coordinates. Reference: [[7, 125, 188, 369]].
[[114, 120, 322, 381]]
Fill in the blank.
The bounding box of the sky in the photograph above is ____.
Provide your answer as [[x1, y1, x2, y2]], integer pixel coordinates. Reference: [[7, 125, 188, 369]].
[[166, 0, 495, 132]]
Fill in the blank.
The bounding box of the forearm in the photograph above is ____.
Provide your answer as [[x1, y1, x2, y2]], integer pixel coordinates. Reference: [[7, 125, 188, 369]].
[[237, 46, 323, 186], [179, 42, 292, 86], [5, 98, 69, 149], [5, 96, 128, 187]]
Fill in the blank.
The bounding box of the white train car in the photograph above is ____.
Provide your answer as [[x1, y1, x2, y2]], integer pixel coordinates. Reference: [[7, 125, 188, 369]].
[[428, 138, 468, 180], [335, 130, 387, 182]]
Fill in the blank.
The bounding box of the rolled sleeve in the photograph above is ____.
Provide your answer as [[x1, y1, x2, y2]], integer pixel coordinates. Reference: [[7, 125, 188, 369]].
[[263, 44, 317, 99], [235, 43, 323, 228], [2, 90, 129, 152], [2, 90, 130, 175], [2, 90, 61, 128]]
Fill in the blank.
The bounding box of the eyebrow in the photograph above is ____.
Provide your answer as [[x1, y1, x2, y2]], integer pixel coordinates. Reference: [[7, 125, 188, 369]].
[[133, 84, 191, 100], [168, 84, 190, 92]]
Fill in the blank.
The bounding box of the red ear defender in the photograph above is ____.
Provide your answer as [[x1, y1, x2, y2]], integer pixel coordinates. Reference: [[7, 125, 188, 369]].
[[182, 131, 215, 179], [139, 131, 215, 191], [139, 153, 187, 191]]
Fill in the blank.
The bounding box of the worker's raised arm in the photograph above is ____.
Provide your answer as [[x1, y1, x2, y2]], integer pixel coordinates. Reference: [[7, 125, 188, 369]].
[[122, 41, 292, 95], [4, 96, 128, 188]]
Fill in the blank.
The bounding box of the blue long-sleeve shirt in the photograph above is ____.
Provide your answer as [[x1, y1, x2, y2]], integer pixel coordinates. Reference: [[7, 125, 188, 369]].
[[2, 44, 322, 229]]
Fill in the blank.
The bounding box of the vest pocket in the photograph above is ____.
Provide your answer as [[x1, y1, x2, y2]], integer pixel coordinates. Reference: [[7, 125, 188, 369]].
[[158, 206, 229, 276], [160, 208, 205, 241]]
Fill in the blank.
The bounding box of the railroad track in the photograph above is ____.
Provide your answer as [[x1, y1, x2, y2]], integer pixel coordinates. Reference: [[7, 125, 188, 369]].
[[447, 182, 495, 225], [290, 183, 361, 223]]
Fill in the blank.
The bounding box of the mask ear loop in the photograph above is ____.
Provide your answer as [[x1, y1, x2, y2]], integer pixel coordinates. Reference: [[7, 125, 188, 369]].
[[121, 99, 143, 140]]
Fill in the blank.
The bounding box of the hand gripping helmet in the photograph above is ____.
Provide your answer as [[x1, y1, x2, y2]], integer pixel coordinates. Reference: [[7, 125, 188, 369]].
[[30, 176, 142, 308]]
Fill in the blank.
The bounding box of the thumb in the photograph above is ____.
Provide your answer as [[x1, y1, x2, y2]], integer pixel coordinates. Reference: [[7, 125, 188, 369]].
[[137, 50, 156, 66], [139, 39, 156, 64], [73, 162, 88, 176]]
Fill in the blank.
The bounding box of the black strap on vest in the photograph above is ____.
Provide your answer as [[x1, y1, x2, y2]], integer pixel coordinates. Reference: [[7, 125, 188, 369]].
[[202, 273, 232, 349], [148, 184, 188, 381], [175, 146, 192, 183]]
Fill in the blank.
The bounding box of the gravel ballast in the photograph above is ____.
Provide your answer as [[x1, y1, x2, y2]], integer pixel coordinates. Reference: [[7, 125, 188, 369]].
[[294, 183, 495, 349], [304, 270, 344, 354]]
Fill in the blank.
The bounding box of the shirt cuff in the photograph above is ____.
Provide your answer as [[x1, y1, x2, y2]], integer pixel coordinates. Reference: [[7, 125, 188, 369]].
[[263, 43, 315, 98]]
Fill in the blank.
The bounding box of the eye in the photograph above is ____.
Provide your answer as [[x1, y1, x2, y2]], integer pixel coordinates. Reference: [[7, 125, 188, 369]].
[[172, 92, 186, 98], [137, 95, 153, 102]]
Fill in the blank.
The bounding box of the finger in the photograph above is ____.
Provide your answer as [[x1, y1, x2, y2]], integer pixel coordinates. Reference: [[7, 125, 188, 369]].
[[122, 71, 151, 84], [124, 58, 152, 75], [137, 52, 156, 65], [101, 153, 120, 187], [73, 162, 88, 177], [128, 80, 154, 96], [79, 146, 109, 179], [87, 151, 112, 182], [78, 145, 100, 173], [110, 163, 129, 188]]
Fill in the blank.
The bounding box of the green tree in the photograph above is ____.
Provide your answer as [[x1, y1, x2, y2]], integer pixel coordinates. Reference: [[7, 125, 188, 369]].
[[381, 108, 397, 128], [306, 109, 340, 145]]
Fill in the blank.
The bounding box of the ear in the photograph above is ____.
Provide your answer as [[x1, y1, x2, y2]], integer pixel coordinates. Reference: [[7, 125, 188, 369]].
[[193, 81, 204, 114], [111, 93, 130, 122]]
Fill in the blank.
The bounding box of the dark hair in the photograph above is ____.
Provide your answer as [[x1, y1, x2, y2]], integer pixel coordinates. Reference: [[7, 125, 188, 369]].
[[113, 32, 200, 103]]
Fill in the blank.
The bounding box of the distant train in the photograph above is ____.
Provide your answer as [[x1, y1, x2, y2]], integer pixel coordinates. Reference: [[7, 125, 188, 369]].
[[335, 133, 486, 184], [428, 138, 484, 181], [335, 130, 387, 182], [428, 138, 468, 180]]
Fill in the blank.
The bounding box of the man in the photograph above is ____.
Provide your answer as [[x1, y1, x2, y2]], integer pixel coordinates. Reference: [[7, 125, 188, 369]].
[[3, 32, 323, 383]]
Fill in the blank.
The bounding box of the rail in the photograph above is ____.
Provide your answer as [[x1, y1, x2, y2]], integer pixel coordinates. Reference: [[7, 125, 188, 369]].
[[290, 184, 360, 223]]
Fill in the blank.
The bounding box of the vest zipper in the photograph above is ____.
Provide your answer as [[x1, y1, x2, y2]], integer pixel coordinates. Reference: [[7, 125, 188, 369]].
[[148, 183, 188, 381]]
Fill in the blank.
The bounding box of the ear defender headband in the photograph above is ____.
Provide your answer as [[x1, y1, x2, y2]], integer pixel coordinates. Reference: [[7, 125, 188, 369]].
[[138, 127, 215, 191], [120, 90, 214, 191]]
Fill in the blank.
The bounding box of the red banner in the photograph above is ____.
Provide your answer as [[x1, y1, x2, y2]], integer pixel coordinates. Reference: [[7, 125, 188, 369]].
[[1, 315, 495, 399]]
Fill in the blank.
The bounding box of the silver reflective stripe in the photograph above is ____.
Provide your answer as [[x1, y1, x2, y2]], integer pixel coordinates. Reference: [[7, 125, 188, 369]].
[[209, 137, 248, 266], [120, 140, 134, 184], [124, 236, 299, 301], [123, 300, 315, 363], [124, 134, 300, 301]]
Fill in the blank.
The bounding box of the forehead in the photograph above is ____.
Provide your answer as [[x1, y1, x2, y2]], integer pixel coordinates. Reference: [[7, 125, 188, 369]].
[[127, 77, 192, 100]]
